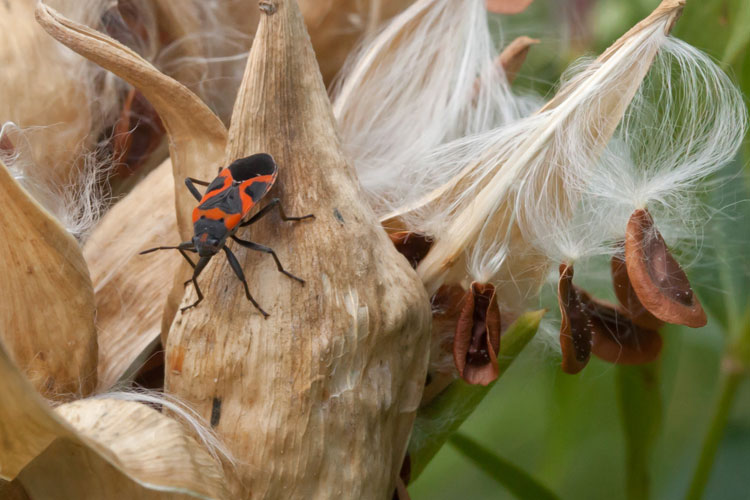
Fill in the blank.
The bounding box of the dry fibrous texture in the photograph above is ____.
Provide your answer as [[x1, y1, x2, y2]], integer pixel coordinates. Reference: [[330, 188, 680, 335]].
[[164, 1, 431, 498], [0, 158, 97, 398], [334, 0, 536, 216], [0, 341, 228, 498], [83, 159, 179, 390]]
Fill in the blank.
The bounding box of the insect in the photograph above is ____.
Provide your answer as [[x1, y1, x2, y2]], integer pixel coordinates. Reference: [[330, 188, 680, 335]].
[[141, 153, 313, 317]]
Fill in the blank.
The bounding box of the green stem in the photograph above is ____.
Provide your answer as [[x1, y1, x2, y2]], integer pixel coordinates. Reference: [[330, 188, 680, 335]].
[[685, 369, 743, 500]]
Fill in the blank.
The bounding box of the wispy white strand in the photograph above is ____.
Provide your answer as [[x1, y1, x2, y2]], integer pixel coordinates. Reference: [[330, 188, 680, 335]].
[[334, 0, 538, 216], [1, 121, 112, 240], [530, 36, 746, 265], [92, 390, 237, 470]]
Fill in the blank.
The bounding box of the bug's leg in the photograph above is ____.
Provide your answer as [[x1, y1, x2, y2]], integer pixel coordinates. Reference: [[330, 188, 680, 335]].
[[181, 256, 211, 312], [231, 236, 305, 284], [140, 242, 197, 268], [185, 177, 209, 201], [240, 198, 315, 227], [222, 246, 269, 318]]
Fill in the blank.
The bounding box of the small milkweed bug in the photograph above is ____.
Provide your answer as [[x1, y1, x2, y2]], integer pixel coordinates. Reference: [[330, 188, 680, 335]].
[[141, 153, 313, 317]]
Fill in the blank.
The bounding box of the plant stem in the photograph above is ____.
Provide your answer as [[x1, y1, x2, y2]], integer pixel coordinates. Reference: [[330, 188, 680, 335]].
[[685, 368, 743, 500]]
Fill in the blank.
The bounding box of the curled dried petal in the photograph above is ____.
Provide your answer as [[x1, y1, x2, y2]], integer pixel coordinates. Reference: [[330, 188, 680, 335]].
[[498, 36, 539, 84], [453, 282, 501, 385], [624, 209, 706, 327]]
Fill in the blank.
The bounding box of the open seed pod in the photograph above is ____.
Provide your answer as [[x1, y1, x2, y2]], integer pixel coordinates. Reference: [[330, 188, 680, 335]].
[[0, 339, 229, 499], [497, 36, 539, 83], [558, 264, 662, 372], [557, 265, 592, 374], [624, 208, 706, 327], [83, 159, 179, 391], [164, 1, 431, 498], [611, 251, 664, 331], [588, 297, 663, 365], [0, 158, 96, 398], [453, 282, 502, 386]]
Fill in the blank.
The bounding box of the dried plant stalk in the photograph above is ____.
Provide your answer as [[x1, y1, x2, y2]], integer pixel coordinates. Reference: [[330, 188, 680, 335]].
[[165, 1, 432, 498], [83, 159, 179, 390], [0, 159, 96, 398]]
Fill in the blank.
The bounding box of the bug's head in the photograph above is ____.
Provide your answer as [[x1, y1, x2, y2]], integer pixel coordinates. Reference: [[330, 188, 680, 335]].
[[193, 217, 228, 257]]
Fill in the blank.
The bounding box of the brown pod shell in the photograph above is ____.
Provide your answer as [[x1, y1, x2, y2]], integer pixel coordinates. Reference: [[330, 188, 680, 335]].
[[586, 296, 663, 365], [625, 209, 706, 327], [453, 282, 501, 386], [557, 265, 592, 374], [611, 253, 664, 331]]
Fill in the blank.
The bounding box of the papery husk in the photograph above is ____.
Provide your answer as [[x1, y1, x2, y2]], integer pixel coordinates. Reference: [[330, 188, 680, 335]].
[[0, 158, 97, 398], [165, 1, 432, 498], [36, 2, 227, 239], [0, 0, 95, 181], [413, 0, 685, 294], [0, 341, 228, 498], [83, 159, 179, 391]]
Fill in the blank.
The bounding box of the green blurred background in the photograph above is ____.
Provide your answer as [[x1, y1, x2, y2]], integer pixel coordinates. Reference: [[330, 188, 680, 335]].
[[410, 1, 750, 499]]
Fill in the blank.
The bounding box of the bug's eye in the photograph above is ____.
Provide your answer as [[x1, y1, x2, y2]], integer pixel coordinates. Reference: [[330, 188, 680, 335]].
[[219, 218, 225, 223]]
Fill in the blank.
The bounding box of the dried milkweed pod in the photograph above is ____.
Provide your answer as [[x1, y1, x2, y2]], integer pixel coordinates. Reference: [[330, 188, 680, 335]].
[[453, 282, 502, 385], [625, 209, 707, 327], [557, 265, 592, 374]]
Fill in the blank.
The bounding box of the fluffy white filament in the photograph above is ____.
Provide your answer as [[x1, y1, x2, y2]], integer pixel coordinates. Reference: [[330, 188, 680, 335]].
[[92, 390, 237, 469], [333, 0, 538, 215]]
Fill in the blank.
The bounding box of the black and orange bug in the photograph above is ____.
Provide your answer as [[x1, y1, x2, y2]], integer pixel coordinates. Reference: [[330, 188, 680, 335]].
[[141, 153, 313, 317]]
